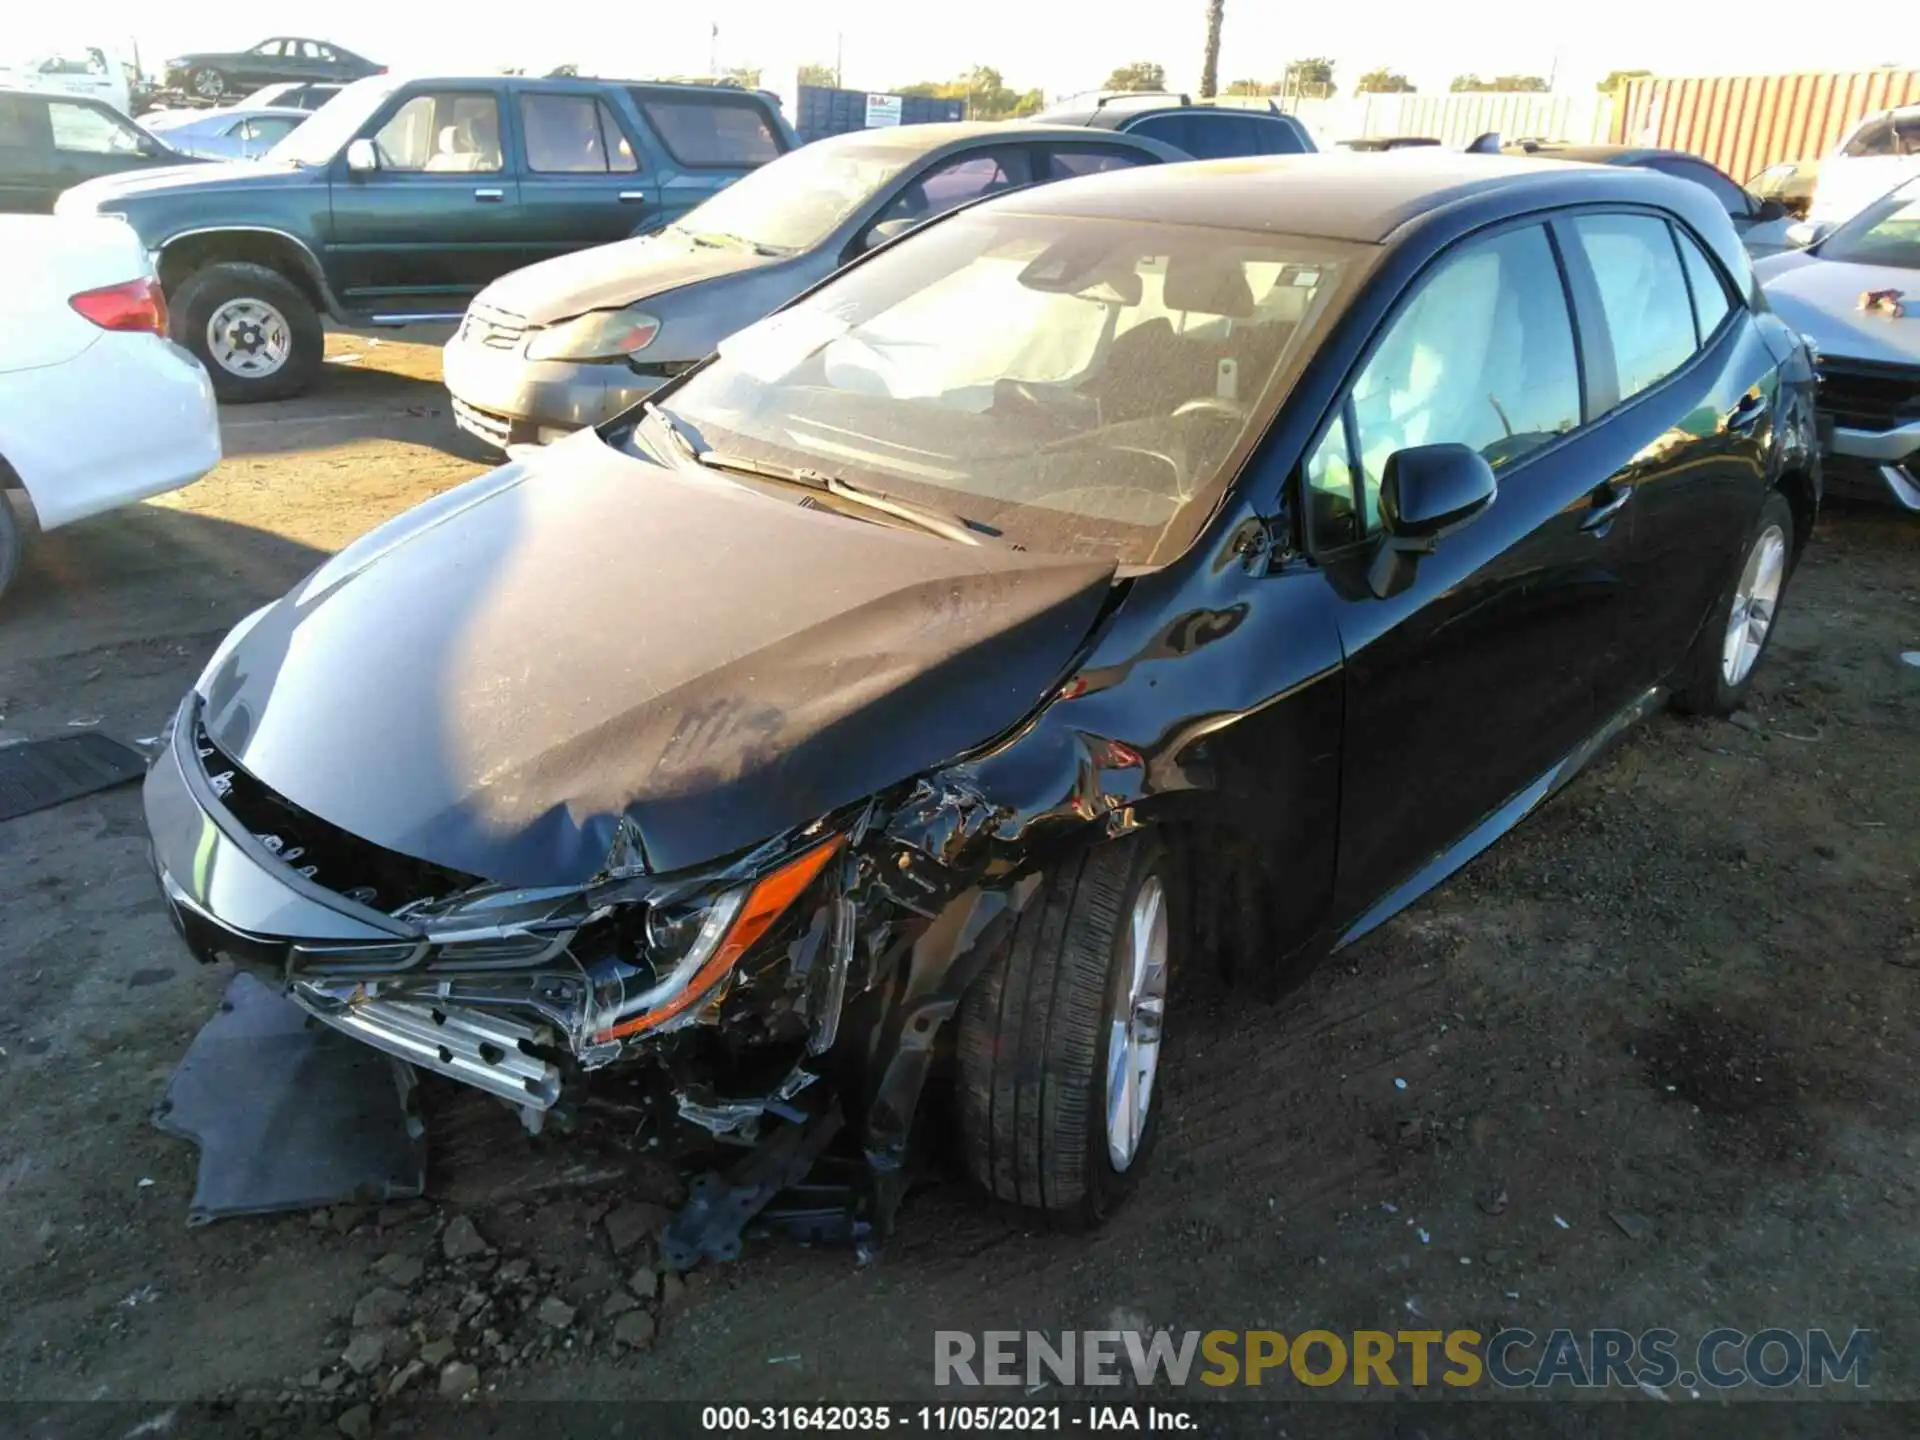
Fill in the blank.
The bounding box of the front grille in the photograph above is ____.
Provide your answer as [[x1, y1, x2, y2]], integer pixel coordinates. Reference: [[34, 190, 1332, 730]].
[[460, 301, 529, 351], [194, 719, 478, 912], [1817, 359, 1920, 432], [451, 396, 514, 448]]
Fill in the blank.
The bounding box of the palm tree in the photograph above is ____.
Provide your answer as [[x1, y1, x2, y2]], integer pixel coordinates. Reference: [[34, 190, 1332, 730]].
[[1199, 0, 1224, 99]]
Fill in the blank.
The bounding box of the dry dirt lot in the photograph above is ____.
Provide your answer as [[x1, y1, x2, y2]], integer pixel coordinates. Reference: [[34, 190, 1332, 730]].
[[0, 338, 1916, 1433]]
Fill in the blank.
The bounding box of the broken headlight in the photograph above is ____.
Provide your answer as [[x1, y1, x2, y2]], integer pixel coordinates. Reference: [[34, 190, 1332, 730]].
[[591, 835, 844, 1043]]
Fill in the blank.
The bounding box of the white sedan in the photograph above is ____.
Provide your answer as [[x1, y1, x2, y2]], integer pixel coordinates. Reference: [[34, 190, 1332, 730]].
[[0, 214, 221, 601], [140, 103, 309, 160]]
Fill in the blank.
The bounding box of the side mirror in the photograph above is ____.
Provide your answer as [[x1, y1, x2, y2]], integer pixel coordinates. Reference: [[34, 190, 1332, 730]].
[[1367, 443, 1497, 599], [345, 137, 379, 174], [1785, 218, 1831, 249], [863, 216, 917, 253], [1752, 195, 1788, 222]]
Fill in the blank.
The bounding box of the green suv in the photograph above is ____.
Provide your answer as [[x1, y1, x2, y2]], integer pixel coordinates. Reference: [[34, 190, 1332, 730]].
[[55, 73, 795, 401]]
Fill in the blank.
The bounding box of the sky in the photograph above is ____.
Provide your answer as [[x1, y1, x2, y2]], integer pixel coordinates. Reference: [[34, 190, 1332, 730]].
[[13, 0, 1914, 101]]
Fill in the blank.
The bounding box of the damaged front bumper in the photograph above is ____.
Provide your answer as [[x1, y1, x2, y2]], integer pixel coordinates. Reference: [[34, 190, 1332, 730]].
[[144, 694, 870, 1129]]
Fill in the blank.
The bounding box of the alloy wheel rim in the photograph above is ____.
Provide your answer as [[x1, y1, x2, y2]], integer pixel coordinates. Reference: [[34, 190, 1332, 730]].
[[192, 70, 225, 98], [206, 299, 291, 378], [1721, 524, 1786, 687], [1105, 875, 1168, 1172]]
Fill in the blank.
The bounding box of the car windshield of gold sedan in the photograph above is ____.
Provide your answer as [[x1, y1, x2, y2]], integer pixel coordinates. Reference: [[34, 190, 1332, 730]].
[[648, 211, 1362, 566], [671, 141, 915, 255]]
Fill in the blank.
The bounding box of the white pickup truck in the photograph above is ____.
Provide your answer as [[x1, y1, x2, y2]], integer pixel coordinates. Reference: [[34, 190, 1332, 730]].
[[0, 214, 221, 601]]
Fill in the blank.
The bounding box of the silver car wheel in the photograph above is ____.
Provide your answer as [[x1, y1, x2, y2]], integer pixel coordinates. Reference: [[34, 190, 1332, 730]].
[[1721, 523, 1787, 688], [206, 299, 292, 379], [1104, 874, 1168, 1172], [190, 68, 226, 99]]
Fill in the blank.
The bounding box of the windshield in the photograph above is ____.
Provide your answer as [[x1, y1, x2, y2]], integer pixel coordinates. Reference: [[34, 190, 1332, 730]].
[[639, 209, 1364, 566], [671, 140, 916, 254], [268, 73, 399, 164], [1820, 176, 1920, 269]]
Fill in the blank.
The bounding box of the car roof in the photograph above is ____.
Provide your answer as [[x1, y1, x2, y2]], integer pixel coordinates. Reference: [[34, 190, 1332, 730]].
[[369, 74, 781, 102], [993, 152, 1725, 245], [808, 119, 1181, 158], [1504, 141, 1712, 168], [1039, 100, 1290, 131]]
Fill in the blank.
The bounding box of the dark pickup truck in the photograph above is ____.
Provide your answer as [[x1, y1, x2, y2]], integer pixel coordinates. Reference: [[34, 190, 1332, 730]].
[[55, 73, 796, 400]]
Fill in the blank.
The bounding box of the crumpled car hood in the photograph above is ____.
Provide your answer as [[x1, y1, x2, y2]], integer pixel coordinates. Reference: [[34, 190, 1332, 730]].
[[198, 431, 1115, 888], [1756, 251, 1920, 367], [477, 230, 786, 325]]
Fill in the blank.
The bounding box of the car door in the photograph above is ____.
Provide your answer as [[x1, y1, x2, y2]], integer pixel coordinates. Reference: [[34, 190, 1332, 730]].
[[513, 89, 655, 256], [1308, 220, 1639, 919], [0, 94, 59, 212], [326, 87, 525, 312], [236, 41, 286, 90], [1556, 210, 1778, 686]]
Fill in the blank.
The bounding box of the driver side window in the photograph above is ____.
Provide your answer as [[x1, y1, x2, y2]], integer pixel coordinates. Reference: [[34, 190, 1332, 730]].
[[371, 92, 502, 173], [1307, 224, 1580, 548], [876, 150, 1031, 228]]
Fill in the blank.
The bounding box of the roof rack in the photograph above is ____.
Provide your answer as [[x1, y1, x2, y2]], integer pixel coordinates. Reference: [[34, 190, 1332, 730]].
[[1093, 90, 1193, 109]]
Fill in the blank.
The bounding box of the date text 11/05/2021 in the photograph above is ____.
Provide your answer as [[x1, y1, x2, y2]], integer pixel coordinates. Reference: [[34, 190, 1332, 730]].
[[702, 1408, 1194, 1431]]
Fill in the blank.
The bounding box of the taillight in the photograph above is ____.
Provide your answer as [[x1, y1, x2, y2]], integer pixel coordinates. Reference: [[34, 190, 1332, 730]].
[[69, 277, 169, 336]]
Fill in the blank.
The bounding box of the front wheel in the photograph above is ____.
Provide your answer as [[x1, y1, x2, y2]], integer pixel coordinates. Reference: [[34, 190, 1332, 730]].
[[955, 834, 1178, 1229], [170, 263, 324, 403], [1672, 490, 1796, 717], [188, 67, 227, 100]]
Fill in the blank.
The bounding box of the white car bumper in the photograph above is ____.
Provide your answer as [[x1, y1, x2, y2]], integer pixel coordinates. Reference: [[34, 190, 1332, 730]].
[[2, 331, 220, 531]]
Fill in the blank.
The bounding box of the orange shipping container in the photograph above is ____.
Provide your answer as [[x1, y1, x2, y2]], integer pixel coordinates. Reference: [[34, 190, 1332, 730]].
[[1612, 69, 1920, 182]]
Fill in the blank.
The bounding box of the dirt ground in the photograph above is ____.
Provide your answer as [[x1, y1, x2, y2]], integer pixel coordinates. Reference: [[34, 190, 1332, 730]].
[[0, 335, 1916, 1428]]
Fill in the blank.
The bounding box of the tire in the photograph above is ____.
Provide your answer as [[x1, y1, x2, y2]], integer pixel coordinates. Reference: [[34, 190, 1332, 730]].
[[1671, 490, 1796, 717], [189, 68, 227, 100], [171, 262, 324, 403], [0, 490, 24, 606], [956, 833, 1178, 1229]]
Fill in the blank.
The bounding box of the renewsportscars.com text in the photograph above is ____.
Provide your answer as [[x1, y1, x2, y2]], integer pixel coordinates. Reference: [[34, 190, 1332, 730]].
[[934, 1327, 1874, 1390]]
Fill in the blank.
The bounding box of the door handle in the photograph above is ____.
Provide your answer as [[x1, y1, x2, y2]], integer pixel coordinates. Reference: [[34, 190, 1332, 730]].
[[1726, 391, 1768, 434], [1579, 482, 1633, 534], [617, 191, 648, 203], [473, 187, 504, 202]]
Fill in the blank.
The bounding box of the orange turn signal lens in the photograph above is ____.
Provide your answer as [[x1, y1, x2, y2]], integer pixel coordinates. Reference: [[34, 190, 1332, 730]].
[[597, 834, 844, 1041]]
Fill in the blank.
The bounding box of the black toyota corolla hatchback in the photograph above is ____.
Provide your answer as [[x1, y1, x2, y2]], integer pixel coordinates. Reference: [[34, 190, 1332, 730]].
[[147, 155, 1818, 1240]]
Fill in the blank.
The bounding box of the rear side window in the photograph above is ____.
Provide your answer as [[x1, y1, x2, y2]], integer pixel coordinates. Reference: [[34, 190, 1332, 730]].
[[1570, 214, 1697, 400], [1042, 145, 1151, 180], [520, 94, 637, 173], [1129, 112, 1264, 159], [1672, 228, 1733, 342], [634, 93, 783, 167], [1332, 224, 1581, 541], [1253, 117, 1310, 155]]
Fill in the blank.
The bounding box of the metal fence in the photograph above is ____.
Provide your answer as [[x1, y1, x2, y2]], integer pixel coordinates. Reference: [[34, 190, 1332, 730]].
[[1214, 92, 1613, 148], [1613, 69, 1920, 180]]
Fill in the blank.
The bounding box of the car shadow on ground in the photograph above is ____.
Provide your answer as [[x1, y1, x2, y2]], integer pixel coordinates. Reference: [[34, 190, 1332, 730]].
[[217, 360, 502, 467]]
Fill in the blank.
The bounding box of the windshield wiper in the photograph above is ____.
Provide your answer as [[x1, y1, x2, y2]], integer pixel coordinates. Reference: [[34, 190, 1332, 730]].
[[696, 448, 994, 546]]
